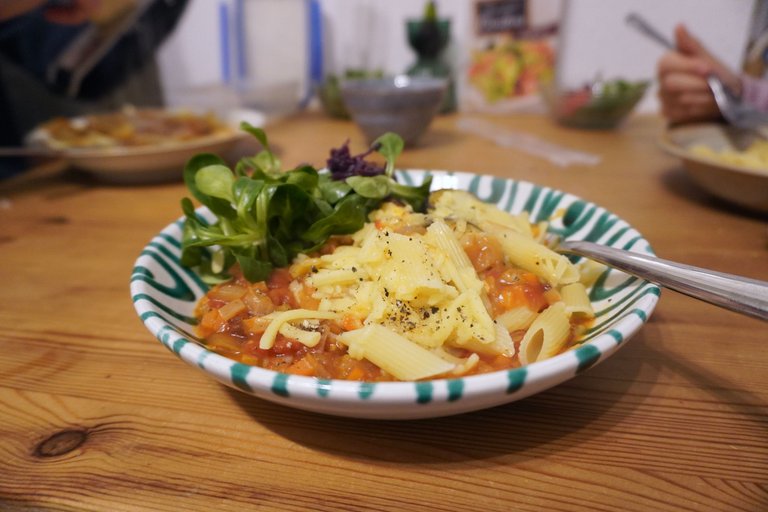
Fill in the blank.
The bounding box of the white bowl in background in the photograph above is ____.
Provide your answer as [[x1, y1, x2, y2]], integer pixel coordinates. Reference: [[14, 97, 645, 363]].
[[659, 122, 768, 214]]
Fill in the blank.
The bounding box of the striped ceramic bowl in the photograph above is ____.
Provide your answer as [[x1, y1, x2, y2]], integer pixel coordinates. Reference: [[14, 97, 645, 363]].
[[131, 170, 660, 419]]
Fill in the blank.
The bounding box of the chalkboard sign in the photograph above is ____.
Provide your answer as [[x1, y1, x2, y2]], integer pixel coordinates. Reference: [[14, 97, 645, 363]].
[[475, 0, 527, 35]]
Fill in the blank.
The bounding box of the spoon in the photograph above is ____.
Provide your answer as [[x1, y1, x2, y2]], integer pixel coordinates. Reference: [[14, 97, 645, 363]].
[[558, 240, 768, 322], [625, 12, 768, 131]]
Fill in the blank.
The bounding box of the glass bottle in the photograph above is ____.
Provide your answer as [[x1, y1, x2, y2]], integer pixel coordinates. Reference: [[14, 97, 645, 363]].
[[405, 2, 456, 113]]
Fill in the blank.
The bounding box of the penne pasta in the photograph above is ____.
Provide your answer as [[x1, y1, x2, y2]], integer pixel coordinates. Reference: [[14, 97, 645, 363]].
[[560, 282, 595, 319], [577, 258, 607, 288], [432, 347, 481, 375], [430, 189, 578, 285], [519, 302, 571, 365], [493, 228, 580, 285], [427, 219, 475, 279], [338, 324, 455, 381], [429, 189, 533, 236], [448, 320, 516, 357], [427, 219, 495, 309], [496, 306, 538, 332]]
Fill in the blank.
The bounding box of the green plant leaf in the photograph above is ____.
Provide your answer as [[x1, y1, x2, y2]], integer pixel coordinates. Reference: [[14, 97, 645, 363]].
[[346, 175, 391, 199], [240, 122, 280, 173], [233, 177, 264, 231], [302, 194, 371, 244], [183, 154, 236, 219], [390, 174, 433, 211], [285, 165, 320, 192], [234, 250, 273, 282], [318, 175, 352, 204], [373, 132, 404, 178], [195, 164, 236, 203]]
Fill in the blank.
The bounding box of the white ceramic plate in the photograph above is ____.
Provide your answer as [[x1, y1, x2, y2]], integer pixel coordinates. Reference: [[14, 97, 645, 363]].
[[659, 123, 768, 214], [61, 132, 245, 184], [131, 171, 660, 420], [26, 109, 263, 185]]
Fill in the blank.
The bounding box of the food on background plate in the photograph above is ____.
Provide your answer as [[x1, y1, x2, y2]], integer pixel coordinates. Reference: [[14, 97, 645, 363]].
[[690, 139, 768, 171], [30, 106, 233, 150], [463, 0, 560, 114], [180, 126, 596, 382], [467, 39, 555, 104]]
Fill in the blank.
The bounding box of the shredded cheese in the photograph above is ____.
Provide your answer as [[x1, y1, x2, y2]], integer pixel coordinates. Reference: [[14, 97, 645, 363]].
[[259, 309, 339, 349]]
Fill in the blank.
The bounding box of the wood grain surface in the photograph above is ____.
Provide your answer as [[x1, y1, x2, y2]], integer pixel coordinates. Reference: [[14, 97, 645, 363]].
[[1, 112, 766, 512]]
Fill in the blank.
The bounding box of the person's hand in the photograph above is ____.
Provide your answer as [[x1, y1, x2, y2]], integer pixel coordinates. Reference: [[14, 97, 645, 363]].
[[657, 24, 743, 124], [0, 0, 100, 25]]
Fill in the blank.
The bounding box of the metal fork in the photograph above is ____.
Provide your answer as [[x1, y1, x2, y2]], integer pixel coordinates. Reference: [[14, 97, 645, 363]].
[[626, 12, 768, 130], [559, 240, 768, 322]]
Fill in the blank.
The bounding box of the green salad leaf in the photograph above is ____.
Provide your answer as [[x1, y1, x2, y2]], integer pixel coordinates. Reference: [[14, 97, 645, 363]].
[[180, 125, 432, 283], [373, 132, 405, 178]]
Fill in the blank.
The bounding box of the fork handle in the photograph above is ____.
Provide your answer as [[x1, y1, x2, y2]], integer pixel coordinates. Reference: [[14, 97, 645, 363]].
[[625, 13, 675, 50], [559, 240, 768, 322]]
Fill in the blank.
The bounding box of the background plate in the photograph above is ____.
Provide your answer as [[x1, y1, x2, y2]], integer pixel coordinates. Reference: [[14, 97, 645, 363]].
[[659, 123, 768, 214], [26, 108, 263, 185]]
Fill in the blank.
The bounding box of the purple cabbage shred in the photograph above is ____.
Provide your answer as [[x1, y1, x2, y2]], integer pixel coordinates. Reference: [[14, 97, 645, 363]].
[[327, 140, 385, 180]]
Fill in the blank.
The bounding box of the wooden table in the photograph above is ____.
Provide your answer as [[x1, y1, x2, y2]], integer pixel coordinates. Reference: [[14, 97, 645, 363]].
[[1, 112, 766, 512]]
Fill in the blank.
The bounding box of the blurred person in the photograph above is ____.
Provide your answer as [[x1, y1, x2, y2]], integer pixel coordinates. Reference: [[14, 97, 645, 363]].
[[0, 0, 188, 176], [657, 23, 768, 124], [1, 0, 100, 24]]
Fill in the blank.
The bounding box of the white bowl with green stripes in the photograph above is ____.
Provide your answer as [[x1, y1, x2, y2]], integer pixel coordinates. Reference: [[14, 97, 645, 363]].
[[131, 170, 659, 420]]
